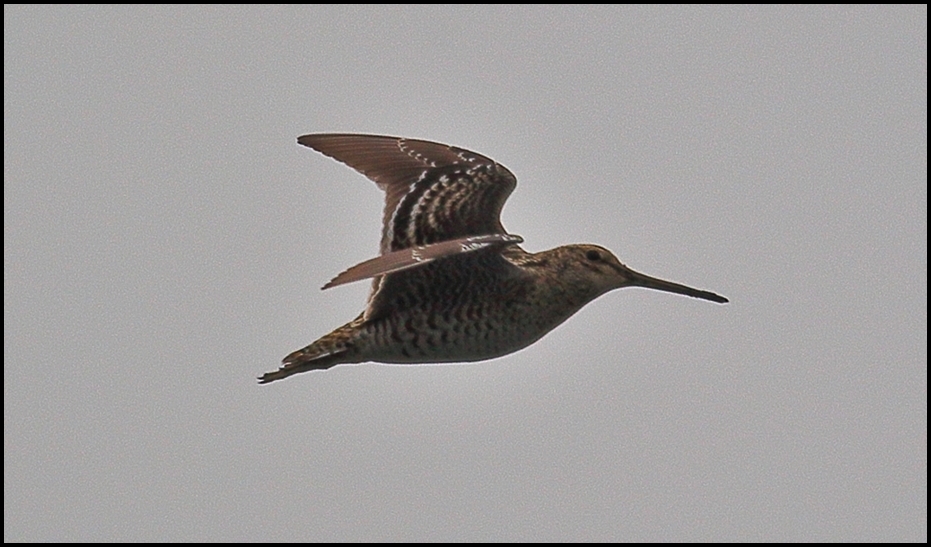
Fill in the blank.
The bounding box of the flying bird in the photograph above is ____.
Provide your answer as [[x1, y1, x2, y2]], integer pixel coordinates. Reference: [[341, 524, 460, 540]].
[[260, 134, 727, 383]]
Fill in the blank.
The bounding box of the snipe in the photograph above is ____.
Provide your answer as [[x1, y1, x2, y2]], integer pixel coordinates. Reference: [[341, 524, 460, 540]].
[[260, 134, 727, 383]]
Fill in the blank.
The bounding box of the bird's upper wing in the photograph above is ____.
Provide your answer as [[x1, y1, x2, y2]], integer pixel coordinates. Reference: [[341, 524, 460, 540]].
[[297, 134, 524, 321], [297, 134, 517, 253]]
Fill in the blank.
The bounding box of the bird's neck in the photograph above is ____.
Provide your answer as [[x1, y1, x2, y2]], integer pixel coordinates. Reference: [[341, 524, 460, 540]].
[[507, 246, 603, 313]]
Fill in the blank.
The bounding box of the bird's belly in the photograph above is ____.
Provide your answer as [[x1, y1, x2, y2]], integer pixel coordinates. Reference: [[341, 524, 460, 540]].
[[354, 307, 558, 364]]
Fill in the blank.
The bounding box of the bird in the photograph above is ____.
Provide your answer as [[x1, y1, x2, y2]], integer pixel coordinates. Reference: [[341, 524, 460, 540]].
[[259, 134, 727, 383]]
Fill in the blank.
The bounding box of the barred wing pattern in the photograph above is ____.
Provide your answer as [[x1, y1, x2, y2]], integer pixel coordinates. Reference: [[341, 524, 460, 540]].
[[297, 134, 525, 320], [296, 134, 518, 253]]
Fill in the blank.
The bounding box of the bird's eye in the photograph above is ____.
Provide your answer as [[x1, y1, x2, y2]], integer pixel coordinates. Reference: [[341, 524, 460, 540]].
[[586, 250, 601, 261]]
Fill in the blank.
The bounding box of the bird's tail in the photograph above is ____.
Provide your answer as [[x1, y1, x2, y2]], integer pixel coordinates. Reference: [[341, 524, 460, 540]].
[[258, 315, 363, 384]]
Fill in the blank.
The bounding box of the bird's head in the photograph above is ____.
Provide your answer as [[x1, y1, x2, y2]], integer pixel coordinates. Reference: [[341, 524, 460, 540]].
[[550, 244, 728, 304]]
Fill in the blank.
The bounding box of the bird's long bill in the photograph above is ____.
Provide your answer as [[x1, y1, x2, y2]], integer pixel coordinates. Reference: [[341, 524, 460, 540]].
[[626, 268, 729, 304]]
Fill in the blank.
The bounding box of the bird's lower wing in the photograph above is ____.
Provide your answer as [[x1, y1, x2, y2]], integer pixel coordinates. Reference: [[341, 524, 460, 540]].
[[323, 234, 523, 289]]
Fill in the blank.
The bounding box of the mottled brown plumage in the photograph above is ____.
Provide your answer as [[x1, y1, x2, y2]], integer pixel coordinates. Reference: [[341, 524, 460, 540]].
[[259, 134, 727, 384]]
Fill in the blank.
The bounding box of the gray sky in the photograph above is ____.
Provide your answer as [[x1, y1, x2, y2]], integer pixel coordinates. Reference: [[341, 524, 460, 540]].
[[4, 5, 926, 542]]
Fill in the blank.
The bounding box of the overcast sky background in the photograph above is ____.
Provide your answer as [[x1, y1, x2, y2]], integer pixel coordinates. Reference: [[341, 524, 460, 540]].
[[5, 5, 926, 542]]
